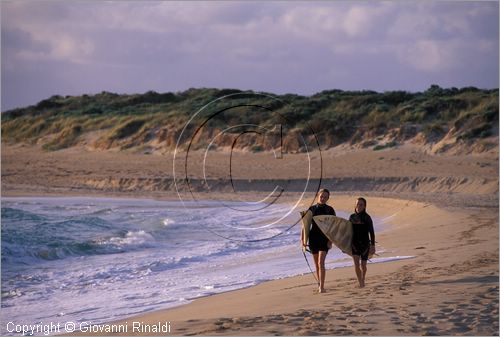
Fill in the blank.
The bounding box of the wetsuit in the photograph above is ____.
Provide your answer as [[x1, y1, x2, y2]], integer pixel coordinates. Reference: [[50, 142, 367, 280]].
[[308, 204, 336, 254], [349, 211, 375, 261]]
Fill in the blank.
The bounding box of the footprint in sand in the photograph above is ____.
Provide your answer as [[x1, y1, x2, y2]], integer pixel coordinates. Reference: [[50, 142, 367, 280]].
[[452, 321, 470, 332], [431, 314, 448, 321], [348, 320, 363, 325], [239, 321, 255, 328], [408, 326, 421, 334], [268, 314, 285, 322], [422, 327, 441, 336], [461, 315, 476, 324], [218, 317, 233, 323], [358, 327, 373, 332], [298, 329, 318, 336], [416, 316, 431, 324], [284, 317, 303, 324]]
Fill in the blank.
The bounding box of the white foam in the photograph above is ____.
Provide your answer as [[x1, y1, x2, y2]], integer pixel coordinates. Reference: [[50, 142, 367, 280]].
[[162, 218, 174, 226]]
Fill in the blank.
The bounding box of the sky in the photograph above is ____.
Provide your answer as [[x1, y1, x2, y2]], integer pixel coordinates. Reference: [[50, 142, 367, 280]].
[[1, 1, 499, 111]]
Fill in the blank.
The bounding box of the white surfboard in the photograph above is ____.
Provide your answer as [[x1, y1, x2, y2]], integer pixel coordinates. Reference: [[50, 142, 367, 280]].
[[313, 215, 353, 256], [300, 210, 312, 252]]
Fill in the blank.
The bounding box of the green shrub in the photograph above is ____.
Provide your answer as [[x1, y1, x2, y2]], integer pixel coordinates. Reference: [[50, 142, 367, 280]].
[[423, 123, 446, 137], [2, 87, 498, 150], [42, 124, 83, 150], [251, 145, 263, 152], [458, 123, 492, 141], [109, 119, 146, 140]]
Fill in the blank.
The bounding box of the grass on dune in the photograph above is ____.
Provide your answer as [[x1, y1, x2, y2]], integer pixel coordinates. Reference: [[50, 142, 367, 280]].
[[1, 86, 498, 152]]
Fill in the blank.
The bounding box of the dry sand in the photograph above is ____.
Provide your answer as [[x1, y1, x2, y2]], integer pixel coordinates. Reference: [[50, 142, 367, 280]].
[[2, 143, 498, 207], [2, 144, 499, 335]]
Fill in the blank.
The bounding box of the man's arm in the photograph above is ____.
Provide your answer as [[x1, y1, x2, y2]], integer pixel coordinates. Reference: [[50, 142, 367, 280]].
[[368, 217, 375, 245]]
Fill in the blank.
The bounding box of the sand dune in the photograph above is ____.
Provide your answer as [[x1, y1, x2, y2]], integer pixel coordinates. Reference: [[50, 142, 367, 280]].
[[2, 144, 498, 200]]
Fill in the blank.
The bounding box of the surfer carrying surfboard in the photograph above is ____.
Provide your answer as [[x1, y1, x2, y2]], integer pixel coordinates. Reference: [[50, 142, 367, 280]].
[[349, 197, 375, 288], [301, 188, 336, 293]]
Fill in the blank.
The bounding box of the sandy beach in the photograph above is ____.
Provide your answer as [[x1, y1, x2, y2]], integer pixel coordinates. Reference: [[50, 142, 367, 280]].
[[61, 196, 498, 336], [2, 144, 499, 336]]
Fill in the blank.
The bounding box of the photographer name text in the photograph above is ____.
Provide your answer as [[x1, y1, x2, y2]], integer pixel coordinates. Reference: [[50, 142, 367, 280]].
[[6, 321, 171, 335]]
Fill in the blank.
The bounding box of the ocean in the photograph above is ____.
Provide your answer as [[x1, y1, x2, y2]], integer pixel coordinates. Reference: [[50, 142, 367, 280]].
[[1, 197, 412, 335]]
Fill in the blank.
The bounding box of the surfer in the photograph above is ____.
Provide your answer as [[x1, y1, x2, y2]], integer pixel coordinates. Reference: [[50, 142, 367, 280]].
[[349, 197, 375, 288], [302, 188, 336, 293]]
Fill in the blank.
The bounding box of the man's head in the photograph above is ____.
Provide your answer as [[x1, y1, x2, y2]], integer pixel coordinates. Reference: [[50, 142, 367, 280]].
[[317, 188, 330, 205], [355, 197, 367, 213]]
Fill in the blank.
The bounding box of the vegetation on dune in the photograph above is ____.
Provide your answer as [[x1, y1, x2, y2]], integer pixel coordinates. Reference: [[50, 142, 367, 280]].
[[43, 124, 83, 151], [1, 85, 498, 153]]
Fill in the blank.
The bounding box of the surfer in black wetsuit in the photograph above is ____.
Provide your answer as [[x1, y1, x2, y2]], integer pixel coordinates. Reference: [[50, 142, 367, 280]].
[[349, 197, 375, 288], [303, 188, 336, 293]]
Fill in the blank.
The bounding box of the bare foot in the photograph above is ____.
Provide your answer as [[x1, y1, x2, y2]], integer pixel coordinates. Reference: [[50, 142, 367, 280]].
[[318, 288, 326, 293]]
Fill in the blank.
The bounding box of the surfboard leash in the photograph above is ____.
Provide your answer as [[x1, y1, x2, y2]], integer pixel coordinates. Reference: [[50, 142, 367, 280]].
[[302, 248, 319, 286]]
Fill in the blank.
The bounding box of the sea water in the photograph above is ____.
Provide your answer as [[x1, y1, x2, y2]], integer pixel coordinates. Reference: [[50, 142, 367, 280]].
[[1, 197, 413, 335]]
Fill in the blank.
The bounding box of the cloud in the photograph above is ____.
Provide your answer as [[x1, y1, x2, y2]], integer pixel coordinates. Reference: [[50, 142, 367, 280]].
[[2, 2, 95, 64], [1, 1, 498, 111], [342, 3, 392, 38], [384, 2, 498, 72], [402, 39, 455, 71], [16, 31, 94, 64], [3, 1, 495, 68]]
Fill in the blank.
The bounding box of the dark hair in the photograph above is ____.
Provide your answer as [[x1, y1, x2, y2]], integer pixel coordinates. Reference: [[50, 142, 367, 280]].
[[318, 188, 330, 196], [355, 197, 367, 212]]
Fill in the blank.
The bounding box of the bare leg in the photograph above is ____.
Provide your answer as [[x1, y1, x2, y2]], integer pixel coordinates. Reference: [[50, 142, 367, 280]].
[[361, 259, 367, 287], [312, 253, 320, 288], [353, 255, 363, 288], [318, 251, 327, 292]]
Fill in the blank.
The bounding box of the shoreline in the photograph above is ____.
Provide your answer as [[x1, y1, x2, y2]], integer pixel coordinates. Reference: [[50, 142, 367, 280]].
[[3, 188, 498, 210], [56, 193, 499, 336], [64, 259, 416, 336]]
